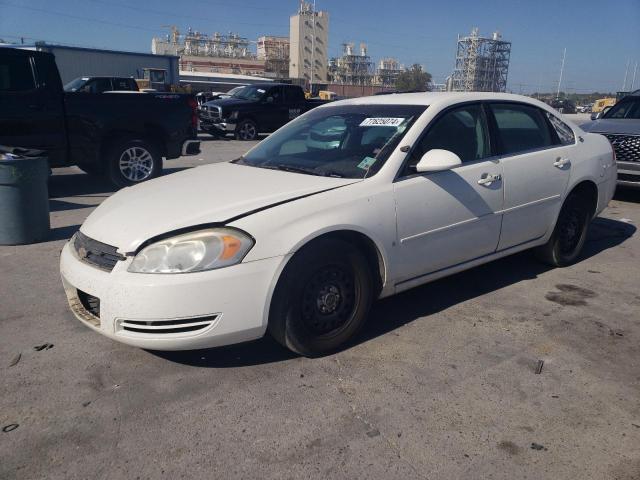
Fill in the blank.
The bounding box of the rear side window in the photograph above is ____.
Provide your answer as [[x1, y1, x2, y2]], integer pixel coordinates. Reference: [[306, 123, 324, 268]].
[[0, 55, 35, 91], [113, 78, 136, 91], [490, 103, 553, 154], [545, 112, 575, 145], [286, 86, 304, 102]]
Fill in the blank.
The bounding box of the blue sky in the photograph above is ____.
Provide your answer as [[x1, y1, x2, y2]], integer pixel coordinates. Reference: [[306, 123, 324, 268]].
[[1, 0, 638, 93]]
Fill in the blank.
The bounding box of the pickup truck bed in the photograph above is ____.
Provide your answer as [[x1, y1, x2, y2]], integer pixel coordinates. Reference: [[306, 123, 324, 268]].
[[0, 47, 200, 187]]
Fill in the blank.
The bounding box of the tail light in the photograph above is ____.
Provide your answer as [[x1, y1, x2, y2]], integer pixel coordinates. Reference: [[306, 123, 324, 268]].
[[187, 96, 198, 128]]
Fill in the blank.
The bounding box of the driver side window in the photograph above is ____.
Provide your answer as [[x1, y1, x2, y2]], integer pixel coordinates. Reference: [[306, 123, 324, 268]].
[[407, 103, 490, 172]]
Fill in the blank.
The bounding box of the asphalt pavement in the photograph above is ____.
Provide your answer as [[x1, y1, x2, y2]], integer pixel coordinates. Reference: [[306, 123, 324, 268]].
[[1, 135, 639, 480]]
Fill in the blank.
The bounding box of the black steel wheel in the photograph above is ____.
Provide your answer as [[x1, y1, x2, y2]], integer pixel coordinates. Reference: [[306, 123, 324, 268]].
[[268, 238, 374, 357], [535, 193, 591, 267]]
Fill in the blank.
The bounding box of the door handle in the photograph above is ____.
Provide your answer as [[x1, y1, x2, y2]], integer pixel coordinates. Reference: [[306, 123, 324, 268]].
[[553, 157, 571, 168], [478, 173, 501, 186]]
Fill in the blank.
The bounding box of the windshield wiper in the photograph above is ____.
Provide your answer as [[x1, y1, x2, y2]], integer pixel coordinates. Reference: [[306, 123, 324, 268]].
[[261, 164, 318, 176]]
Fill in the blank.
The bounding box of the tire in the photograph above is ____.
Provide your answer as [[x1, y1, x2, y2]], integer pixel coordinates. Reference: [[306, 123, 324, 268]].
[[106, 138, 162, 188], [268, 239, 374, 357], [234, 119, 258, 141], [535, 193, 592, 267]]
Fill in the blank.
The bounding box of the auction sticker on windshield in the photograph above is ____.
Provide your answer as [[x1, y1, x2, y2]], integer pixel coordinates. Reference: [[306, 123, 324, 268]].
[[359, 117, 405, 127]]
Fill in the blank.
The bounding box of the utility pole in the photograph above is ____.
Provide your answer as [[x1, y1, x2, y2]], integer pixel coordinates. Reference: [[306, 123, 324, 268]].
[[622, 58, 630, 90], [556, 47, 566, 98]]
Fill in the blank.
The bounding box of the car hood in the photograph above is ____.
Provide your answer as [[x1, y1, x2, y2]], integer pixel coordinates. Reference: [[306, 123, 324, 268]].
[[80, 162, 359, 252], [581, 118, 640, 135], [204, 97, 254, 109]]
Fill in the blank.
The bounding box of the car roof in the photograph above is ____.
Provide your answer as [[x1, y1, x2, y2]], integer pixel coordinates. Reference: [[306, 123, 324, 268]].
[[328, 91, 551, 108]]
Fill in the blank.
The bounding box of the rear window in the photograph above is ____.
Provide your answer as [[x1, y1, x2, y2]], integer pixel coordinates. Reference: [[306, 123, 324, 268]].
[[490, 103, 553, 154], [0, 55, 35, 91]]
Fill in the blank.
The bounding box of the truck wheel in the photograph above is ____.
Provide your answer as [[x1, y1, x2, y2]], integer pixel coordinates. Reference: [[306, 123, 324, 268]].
[[235, 120, 258, 141], [107, 139, 162, 188], [268, 239, 374, 357]]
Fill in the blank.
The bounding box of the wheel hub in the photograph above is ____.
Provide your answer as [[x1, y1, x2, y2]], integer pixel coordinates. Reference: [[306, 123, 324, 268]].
[[119, 147, 153, 182], [316, 285, 341, 314]]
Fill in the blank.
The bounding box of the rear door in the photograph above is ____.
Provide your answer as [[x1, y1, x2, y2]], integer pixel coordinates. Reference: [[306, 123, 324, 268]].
[[0, 51, 67, 164], [488, 102, 573, 250]]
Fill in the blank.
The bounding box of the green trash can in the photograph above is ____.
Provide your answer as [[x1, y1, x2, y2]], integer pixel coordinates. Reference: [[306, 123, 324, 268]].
[[0, 147, 50, 245]]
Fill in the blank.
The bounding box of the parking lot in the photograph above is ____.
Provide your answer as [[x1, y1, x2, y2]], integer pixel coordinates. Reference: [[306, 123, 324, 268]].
[[1, 135, 639, 480]]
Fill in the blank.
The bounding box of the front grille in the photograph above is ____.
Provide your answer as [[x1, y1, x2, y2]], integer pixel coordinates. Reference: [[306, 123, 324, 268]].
[[199, 106, 221, 120], [73, 231, 125, 272], [618, 173, 640, 183], [601, 133, 640, 163], [118, 315, 219, 335]]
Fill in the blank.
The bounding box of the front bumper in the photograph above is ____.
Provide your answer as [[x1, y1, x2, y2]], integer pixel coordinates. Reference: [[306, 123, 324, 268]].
[[59, 241, 288, 350], [617, 161, 640, 188]]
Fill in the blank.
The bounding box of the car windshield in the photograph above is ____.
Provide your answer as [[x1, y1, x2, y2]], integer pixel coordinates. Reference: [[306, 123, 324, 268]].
[[232, 85, 267, 101], [236, 104, 427, 179], [603, 98, 640, 119], [63, 78, 88, 92]]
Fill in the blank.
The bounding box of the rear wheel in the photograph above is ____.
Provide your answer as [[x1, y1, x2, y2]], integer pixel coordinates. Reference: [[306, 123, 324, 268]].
[[268, 239, 374, 357], [234, 119, 258, 141], [535, 193, 592, 267], [106, 139, 162, 188]]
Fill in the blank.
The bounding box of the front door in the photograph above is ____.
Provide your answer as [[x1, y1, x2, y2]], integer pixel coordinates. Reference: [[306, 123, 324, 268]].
[[393, 103, 504, 284]]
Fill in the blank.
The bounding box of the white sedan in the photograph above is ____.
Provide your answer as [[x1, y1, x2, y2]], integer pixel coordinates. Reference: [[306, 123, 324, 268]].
[[60, 93, 617, 356]]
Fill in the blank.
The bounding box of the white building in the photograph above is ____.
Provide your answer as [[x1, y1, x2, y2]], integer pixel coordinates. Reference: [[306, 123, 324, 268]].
[[289, 1, 329, 84]]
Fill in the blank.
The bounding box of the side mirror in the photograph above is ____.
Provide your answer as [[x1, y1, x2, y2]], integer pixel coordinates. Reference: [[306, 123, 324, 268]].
[[591, 112, 602, 121], [415, 149, 462, 173]]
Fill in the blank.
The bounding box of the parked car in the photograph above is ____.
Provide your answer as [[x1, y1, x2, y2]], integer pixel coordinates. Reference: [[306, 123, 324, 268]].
[[64, 76, 139, 93], [549, 98, 576, 114], [60, 92, 616, 356], [581, 90, 640, 187], [198, 83, 329, 140], [0, 48, 200, 187]]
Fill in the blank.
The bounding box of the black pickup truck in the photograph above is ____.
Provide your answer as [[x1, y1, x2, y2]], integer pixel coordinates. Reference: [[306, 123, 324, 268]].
[[198, 83, 328, 140], [0, 48, 200, 187]]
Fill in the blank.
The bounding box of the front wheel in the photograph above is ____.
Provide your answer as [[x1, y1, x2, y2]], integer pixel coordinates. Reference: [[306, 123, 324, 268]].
[[234, 119, 258, 141], [106, 139, 162, 188], [268, 239, 374, 357], [535, 193, 592, 267]]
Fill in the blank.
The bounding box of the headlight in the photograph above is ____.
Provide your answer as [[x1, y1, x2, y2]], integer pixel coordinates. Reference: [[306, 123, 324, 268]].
[[128, 228, 254, 274], [228, 110, 239, 120]]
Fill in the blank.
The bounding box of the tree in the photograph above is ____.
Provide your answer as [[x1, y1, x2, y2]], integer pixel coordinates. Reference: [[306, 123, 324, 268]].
[[395, 64, 432, 91]]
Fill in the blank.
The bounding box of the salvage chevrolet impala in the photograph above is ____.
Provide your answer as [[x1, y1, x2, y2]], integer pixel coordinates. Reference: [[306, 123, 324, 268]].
[[60, 93, 617, 356]]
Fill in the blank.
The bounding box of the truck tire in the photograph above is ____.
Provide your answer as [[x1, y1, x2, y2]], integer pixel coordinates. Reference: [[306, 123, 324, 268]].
[[106, 138, 162, 188], [234, 119, 258, 141]]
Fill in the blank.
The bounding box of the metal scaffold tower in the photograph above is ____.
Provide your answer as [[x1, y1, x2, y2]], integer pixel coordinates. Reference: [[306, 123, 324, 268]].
[[451, 28, 511, 92]]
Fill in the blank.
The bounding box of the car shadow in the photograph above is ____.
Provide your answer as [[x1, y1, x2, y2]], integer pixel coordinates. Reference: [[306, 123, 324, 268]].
[[614, 186, 640, 203], [151, 216, 635, 368]]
